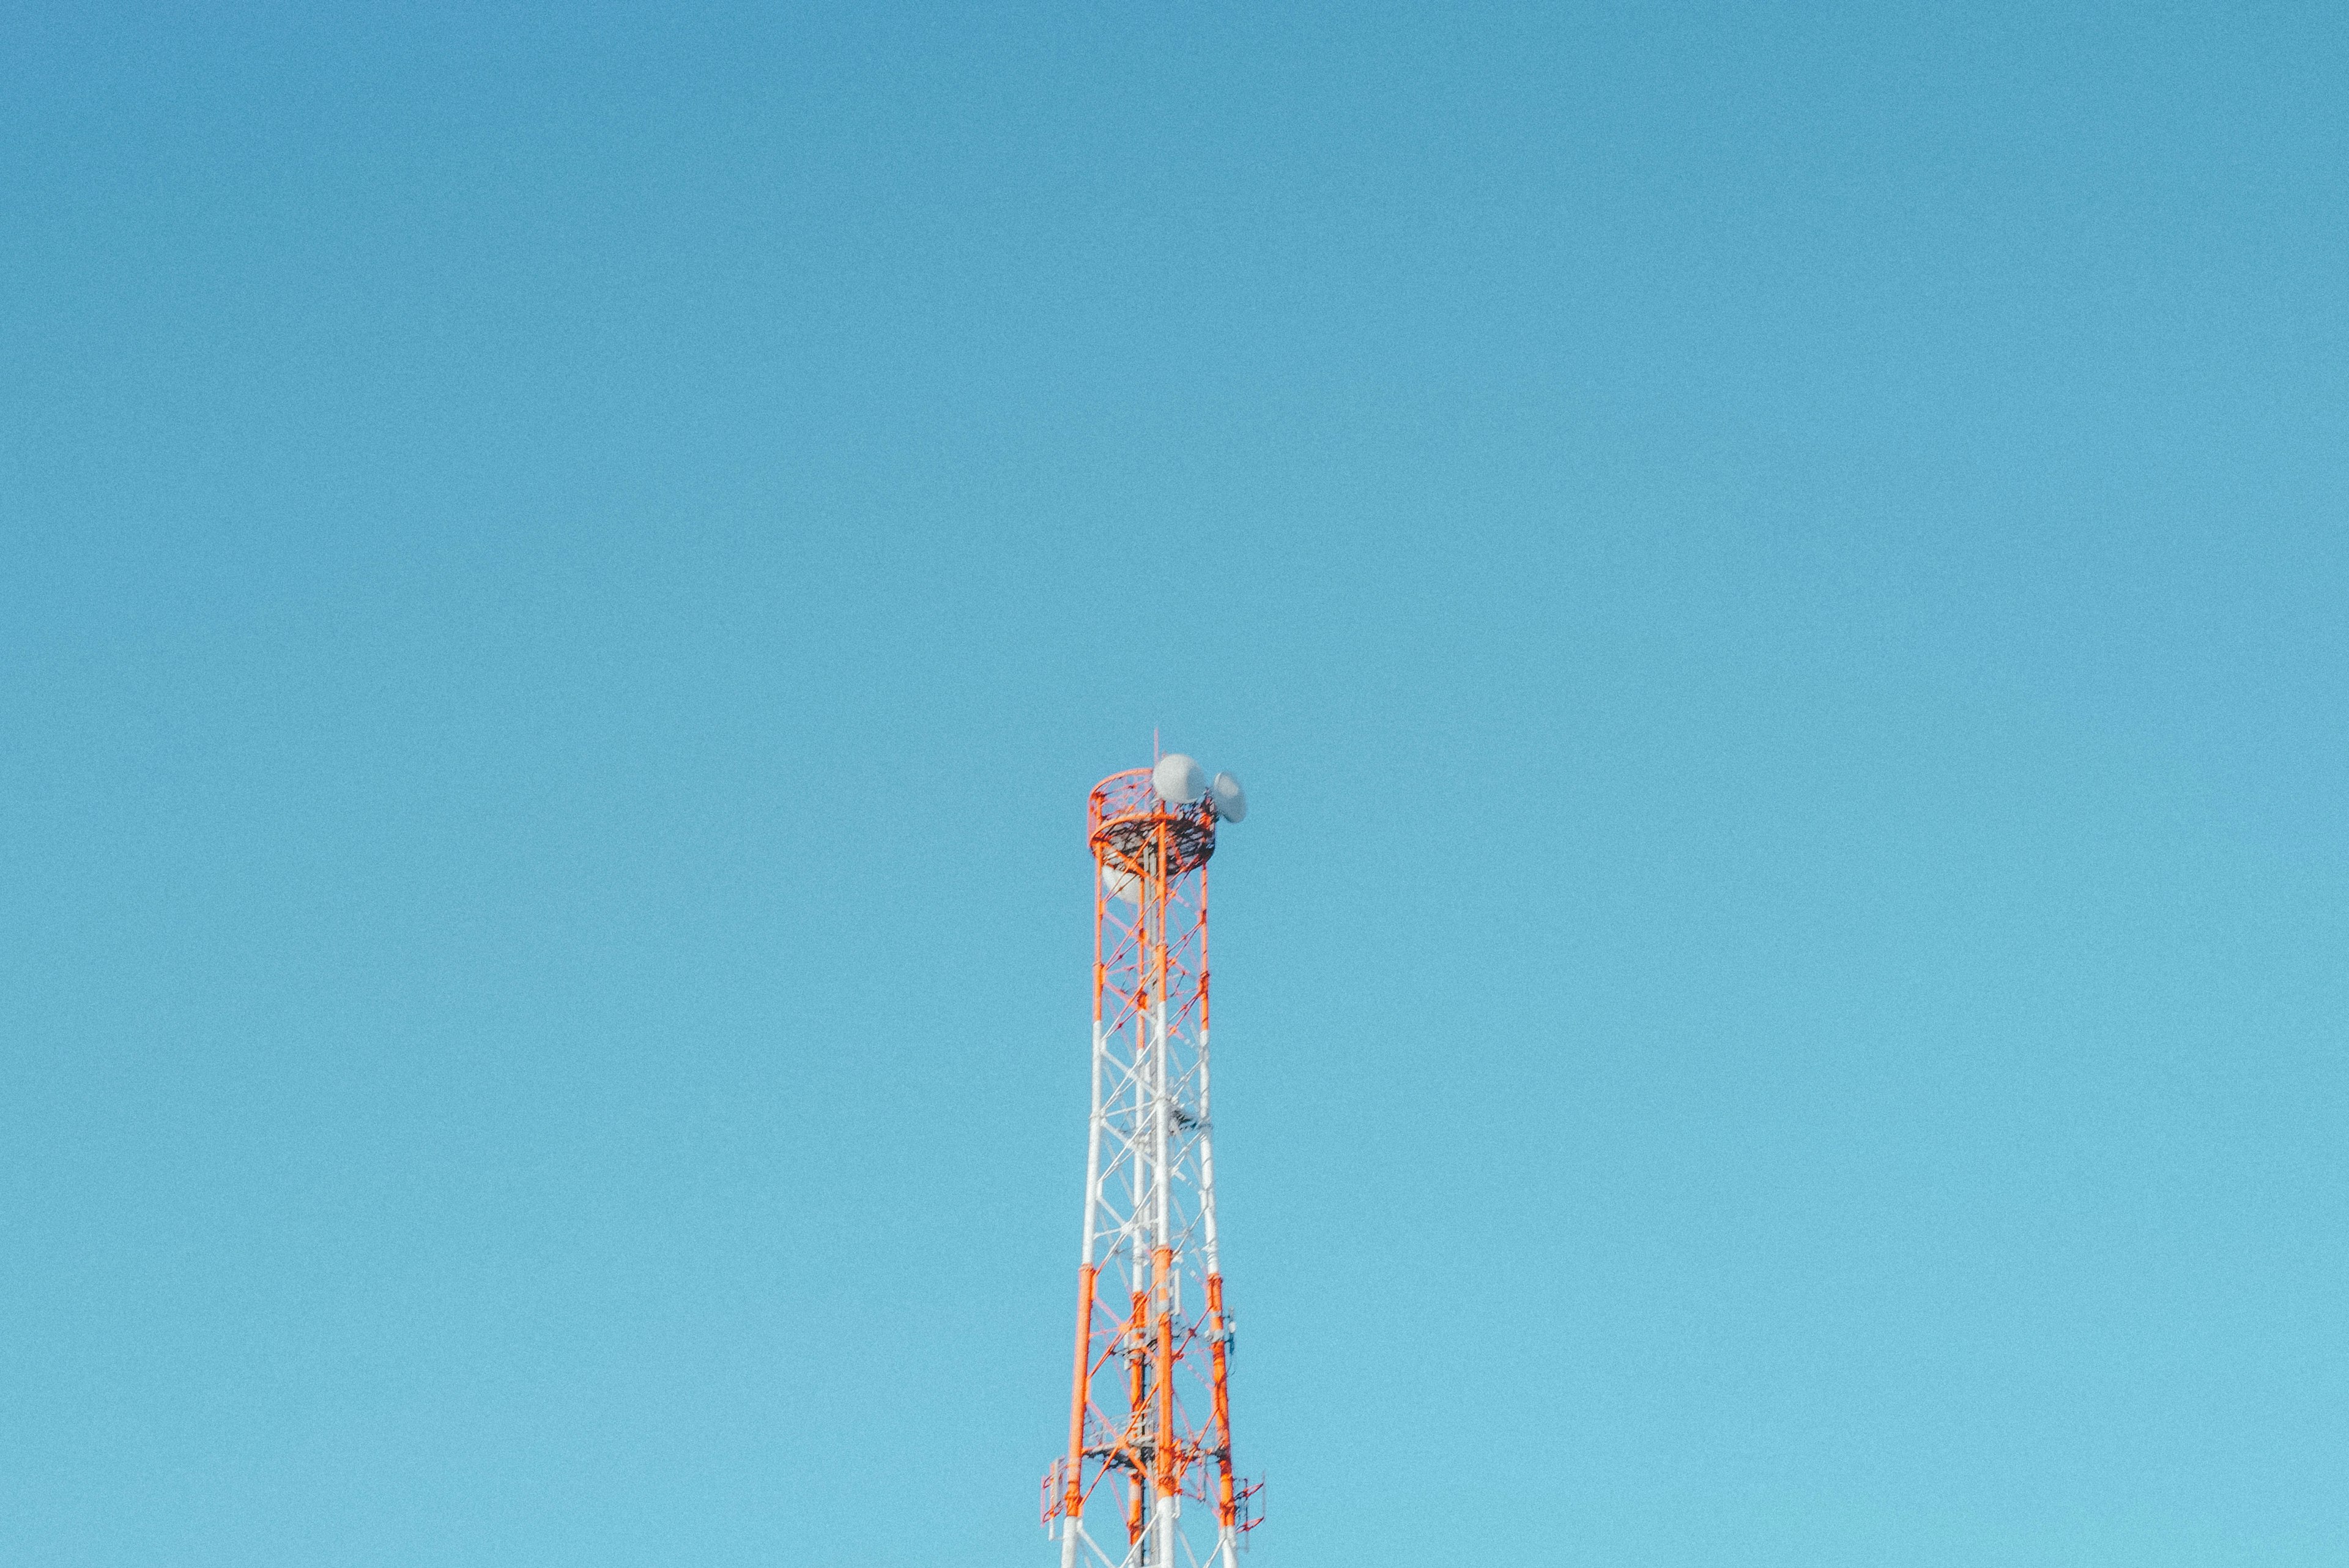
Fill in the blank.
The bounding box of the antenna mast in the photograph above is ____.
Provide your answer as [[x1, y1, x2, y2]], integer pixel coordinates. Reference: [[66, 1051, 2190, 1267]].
[[1042, 762, 1258, 1567]]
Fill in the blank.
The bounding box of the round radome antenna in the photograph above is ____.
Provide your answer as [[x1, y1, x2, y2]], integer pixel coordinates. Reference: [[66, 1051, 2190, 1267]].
[[1102, 864, 1140, 904], [1152, 753, 1207, 805], [1211, 771, 1247, 822]]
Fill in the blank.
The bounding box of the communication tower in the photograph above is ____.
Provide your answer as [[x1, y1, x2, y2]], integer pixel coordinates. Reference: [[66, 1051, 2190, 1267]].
[[1042, 754, 1260, 1568]]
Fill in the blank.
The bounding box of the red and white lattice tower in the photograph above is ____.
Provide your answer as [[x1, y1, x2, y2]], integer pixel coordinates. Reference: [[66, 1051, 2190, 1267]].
[[1042, 756, 1260, 1568]]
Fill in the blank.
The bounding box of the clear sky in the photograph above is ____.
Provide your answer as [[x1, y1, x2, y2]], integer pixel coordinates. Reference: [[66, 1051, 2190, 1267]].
[[4, 4, 2345, 1564]]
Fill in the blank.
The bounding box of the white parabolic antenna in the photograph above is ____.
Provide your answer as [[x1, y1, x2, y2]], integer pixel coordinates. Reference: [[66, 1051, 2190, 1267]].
[[1102, 864, 1140, 904], [1211, 771, 1247, 822], [1152, 753, 1207, 804]]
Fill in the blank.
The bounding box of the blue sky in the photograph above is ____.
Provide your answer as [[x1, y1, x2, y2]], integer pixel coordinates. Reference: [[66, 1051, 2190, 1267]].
[[4, 3, 2345, 1564]]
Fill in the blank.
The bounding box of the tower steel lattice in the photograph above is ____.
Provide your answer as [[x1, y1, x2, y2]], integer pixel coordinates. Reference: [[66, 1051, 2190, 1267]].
[[1042, 766, 1258, 1568]]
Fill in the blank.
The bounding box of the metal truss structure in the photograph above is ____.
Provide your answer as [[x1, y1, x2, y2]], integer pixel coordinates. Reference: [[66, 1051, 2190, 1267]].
[[1042, 767, 1258, 1568]]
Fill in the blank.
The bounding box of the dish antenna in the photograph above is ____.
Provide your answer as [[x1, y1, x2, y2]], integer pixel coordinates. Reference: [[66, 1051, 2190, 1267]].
[[1152, 753, 1207, 805], [1102, 864, 1141, 905], [1211, 771, 1247, 822]]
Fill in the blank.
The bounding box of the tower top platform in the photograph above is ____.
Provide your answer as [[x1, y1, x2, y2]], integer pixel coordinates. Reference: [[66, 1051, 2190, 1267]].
[[1088, 767, 1220, 877]]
